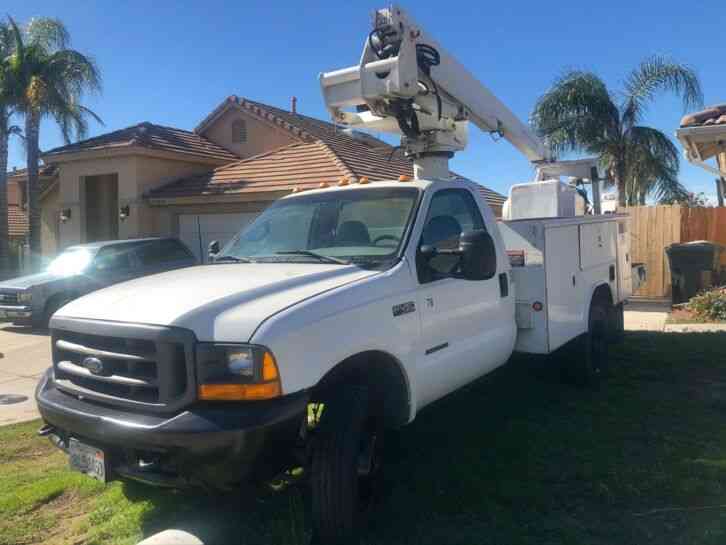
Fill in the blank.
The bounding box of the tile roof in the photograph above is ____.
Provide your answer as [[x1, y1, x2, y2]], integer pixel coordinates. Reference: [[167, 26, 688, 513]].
[[7, 204, 28, 238], [43, 122, 237, 162], [153, 97, 506, 207], [7, 164, 58, 179], [148, 142, 341, 198], [680, 104, 726, 128], [6, 164, 59, 198]]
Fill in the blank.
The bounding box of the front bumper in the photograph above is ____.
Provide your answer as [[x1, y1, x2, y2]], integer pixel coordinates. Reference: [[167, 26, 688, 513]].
[[35, 369, 309, 489], [0, 304, 32, 320]]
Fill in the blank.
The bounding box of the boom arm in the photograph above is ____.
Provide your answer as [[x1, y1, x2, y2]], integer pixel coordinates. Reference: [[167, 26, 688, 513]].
[[320, 6, 597, 181]]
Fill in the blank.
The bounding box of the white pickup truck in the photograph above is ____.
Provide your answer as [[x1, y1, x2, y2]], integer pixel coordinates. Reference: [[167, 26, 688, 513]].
[[36, 176, 641, 541]]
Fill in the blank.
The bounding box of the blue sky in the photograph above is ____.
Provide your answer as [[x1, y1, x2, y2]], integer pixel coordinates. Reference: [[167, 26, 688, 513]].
[[8, 0, 726, 201]]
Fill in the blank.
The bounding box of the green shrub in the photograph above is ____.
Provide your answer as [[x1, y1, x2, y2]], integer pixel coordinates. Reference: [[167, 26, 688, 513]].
[[686, 287, 726, 322]]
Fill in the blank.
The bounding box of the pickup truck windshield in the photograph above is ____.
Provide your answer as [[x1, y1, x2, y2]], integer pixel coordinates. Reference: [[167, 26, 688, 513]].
[[220, 186, 419, 266]]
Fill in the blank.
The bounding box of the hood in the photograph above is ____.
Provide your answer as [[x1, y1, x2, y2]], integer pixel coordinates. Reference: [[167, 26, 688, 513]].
[[0, 271, 65, 291], [55, 263, 378, 341]]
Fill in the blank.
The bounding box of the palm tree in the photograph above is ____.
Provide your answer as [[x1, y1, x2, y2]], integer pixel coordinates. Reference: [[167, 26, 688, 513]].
[[531, 56, 703, 207], [7, 17, 101, 267], [0, 22, 22, 277]]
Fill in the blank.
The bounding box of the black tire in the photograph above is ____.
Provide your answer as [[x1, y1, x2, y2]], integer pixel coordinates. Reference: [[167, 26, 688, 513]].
[[562, 302, 610, 388], [579, 303, 610, 387], [310, 387, 384, 545], [609, 302, 625, 343]]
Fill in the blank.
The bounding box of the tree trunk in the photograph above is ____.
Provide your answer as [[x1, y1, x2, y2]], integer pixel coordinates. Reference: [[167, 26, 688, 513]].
[[0, 110, 9, 279], [25, 109, 41, 271], [615, 160, 627, 208]]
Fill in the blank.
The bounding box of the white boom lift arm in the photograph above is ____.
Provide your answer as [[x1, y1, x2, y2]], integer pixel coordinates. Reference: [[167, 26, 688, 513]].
[[320, 5, 598, 184]]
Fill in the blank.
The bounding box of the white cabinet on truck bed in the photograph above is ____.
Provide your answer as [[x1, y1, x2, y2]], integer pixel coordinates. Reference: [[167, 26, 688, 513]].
[[498, 215, 631, 355]]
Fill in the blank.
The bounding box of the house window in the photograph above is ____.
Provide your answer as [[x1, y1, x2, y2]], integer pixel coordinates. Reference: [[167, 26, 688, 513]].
[[231, 119, 247, 144]]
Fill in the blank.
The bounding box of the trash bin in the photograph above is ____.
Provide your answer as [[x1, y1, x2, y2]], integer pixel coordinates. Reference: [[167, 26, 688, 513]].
[[666, 241, 725, 304]]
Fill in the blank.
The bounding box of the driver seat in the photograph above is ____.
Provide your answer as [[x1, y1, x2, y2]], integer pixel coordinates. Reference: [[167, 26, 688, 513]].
[[336, 221, 371, 246], [422, 215, 462, 247]]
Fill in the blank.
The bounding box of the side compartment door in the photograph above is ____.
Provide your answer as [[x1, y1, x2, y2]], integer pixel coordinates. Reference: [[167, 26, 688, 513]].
[[545, 226, 586, 351], [616, 218, 632, 301], [414, 188, 515, 408]]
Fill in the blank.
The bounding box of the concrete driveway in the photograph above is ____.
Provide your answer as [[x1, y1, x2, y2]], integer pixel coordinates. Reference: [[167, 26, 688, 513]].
[[623, 300, 670, 332], [0, 323, 51, 425]]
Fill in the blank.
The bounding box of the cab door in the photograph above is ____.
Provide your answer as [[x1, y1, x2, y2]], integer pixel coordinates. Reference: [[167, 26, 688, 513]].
[[413, 187, 515, 408]]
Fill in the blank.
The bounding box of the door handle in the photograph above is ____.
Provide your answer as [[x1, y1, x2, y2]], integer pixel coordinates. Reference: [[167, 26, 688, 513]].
[[499, 273, 509, 297]]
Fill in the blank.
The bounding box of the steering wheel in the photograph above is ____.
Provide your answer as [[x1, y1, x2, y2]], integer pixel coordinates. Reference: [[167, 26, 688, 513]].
[[373, 234, 400, 246]]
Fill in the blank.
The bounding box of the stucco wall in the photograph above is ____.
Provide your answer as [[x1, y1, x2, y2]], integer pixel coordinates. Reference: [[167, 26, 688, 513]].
[[131, 156, 219, 238], [201, 107, 297, 159], [41, 184, 60, 257], [50, 153, 221, 249], [55, 155, 136, 249]]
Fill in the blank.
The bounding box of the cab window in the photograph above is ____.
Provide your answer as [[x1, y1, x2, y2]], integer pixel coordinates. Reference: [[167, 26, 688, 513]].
[[94, 244, 134, 272], [418, 188, 486, 282]]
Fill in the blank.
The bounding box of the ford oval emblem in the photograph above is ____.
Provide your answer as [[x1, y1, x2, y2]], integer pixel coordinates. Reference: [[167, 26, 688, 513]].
[[82, 356, 104, 375]]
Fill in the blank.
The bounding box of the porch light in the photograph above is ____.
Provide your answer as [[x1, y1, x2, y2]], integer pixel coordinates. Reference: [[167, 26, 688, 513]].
[[119, 205, 130, 221], [60, 209, 72, 223]]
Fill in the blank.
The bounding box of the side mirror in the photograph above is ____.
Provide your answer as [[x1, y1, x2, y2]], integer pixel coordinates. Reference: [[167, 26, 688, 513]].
[[459, 230, 497, 280], [208, 240, 220, 261]]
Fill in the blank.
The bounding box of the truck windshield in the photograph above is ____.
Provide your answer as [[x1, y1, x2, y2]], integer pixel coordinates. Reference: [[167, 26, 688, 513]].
[[220, 186, 420, 266]]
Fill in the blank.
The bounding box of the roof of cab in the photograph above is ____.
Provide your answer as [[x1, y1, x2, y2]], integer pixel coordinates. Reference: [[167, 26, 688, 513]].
[[65, 237, 177, 251]]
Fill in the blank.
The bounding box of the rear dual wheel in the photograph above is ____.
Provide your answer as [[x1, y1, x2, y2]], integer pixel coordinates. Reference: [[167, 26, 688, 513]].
[[562, 301, 611, 387]]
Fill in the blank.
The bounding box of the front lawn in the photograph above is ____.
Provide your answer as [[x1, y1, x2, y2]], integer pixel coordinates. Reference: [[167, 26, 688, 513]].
[[3, 332, 726, 544]]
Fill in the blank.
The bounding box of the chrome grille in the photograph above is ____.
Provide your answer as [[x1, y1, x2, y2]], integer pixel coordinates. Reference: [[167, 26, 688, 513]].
[[51, 319, 195, 413], [0, 291, 19, 305]]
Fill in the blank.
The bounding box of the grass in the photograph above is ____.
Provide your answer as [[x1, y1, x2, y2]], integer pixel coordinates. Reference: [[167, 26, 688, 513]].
[[3, 331, 726, 544]]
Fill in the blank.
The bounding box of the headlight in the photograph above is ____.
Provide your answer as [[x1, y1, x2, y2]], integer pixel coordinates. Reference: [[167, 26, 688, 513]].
[[17, 291, 32, 304], [196, 343, 281, 401]]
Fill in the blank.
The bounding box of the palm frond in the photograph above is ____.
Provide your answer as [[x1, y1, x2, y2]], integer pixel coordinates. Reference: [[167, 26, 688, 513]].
[[531, 70, 620, 158], [44, 49, 102, 95], [622, 55, 703, 128], [24, 17, 69, 51], [625, 125, 686, 202]]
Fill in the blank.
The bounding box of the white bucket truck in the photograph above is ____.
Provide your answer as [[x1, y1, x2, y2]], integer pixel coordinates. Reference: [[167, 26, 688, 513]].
[[36, 6, 644, 543]]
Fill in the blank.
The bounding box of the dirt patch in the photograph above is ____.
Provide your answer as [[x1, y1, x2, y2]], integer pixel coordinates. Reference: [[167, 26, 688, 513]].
[[669, 307, 703, 323], [12, 490, 93, 545]]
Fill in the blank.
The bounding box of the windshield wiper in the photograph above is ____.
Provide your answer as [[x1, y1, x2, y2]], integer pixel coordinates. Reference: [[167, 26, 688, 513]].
[[212, 255, 252, 263], [276, 250, 350, 265]]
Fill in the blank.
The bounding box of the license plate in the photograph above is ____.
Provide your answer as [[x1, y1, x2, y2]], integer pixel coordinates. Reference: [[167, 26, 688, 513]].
[[69, 438, 106, 482]]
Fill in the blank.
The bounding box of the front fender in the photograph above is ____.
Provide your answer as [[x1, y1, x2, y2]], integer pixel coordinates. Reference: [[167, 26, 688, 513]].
[[252, 260, 420, 422]]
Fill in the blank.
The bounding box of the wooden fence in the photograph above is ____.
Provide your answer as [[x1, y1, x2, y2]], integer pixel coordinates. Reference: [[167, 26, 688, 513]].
[[626, 205, 726, 298]]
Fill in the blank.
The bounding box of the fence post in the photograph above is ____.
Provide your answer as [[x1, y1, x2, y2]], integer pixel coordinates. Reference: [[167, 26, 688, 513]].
[[716, 178, 725, 207]]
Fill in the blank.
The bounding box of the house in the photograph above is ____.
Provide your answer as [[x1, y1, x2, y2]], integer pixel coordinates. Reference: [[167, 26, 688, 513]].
[[677, 104, 726, 204], [9, 96, 506, 262], [4, 165, 58, 257]]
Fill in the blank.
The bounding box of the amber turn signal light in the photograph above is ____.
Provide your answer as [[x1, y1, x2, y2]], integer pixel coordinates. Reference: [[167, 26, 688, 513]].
[[198, 382, 281, 401]]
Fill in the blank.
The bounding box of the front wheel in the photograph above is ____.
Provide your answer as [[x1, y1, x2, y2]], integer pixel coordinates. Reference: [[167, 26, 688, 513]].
[[309, 387, 384, 544]]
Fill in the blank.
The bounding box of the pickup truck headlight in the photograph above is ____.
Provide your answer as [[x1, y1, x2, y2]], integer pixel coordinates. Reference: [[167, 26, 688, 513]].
[[17, 291, 32, 304], [196, 343, 281, 401]]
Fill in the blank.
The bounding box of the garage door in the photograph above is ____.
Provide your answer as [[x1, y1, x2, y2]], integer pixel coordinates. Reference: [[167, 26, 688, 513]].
[[179, 213, 257, 263]]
